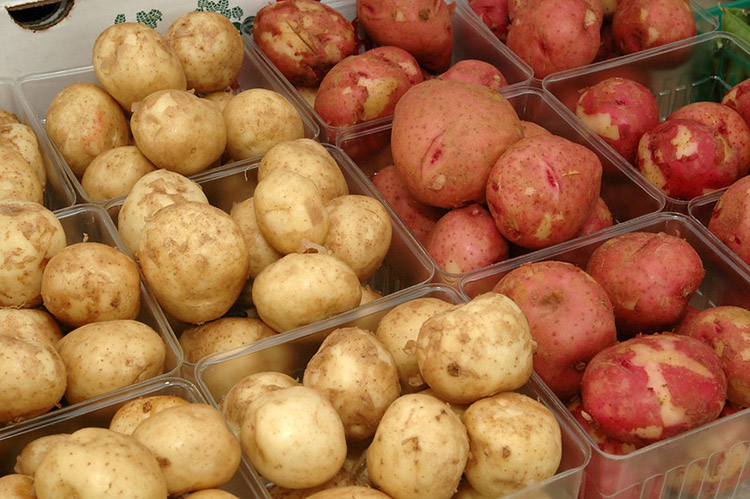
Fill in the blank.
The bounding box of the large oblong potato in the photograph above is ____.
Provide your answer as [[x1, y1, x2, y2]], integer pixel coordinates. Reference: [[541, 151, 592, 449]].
[[138, 201, 250, 324], [252, 252, 362, 332]]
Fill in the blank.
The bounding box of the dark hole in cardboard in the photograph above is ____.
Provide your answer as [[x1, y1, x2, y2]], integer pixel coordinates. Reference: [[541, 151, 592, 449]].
[[7, 0, 73, 30]]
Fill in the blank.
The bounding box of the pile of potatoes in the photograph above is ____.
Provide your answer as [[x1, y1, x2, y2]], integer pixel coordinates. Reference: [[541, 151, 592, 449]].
[[44, 11, 306, 201]]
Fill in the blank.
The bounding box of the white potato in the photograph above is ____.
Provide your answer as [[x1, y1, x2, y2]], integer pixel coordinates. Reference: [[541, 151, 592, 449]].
[[230, 197, 282, 278], [307, 486, 391, 498], [80, 145, 156, 200], [185, 490, 240, 499], [0, 308, 62, 347], [0, 109, 19, 124], [203, 89, 234, 113], [0, 122, 45, 186], [109, 395, 191, 436], [180, 316, 278, 363], [0, 144, 43, 204], [0, 474, 35, 498], [14, 433, 71, 476]]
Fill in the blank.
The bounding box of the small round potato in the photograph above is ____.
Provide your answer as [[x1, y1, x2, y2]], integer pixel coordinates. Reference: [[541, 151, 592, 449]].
[[166, 11, 244, 93], [0, 144, 43, 204], [0, 308, 62, 347], [0, 473, 35, 498], [375, 297, 454, 393], [0, 335, 66, 424], [180, 316, 278, 363], [223, 88, 305, 161], [118, 169, 208, 255], [56, 319, 166, 404], [366, 393, 470, 499], [14, 433, 71, 476], [80, 146, 157, 200], [0, 201, 66, 308], [138, 201, 250, 324], [323, 195, 392, 281], [253, 169, 330, 255], [44, 82, 130, 177], [240, 385, 347, 489], [34, 427, 168, 498], [92, 22, 187, 111], [230, 197, 283, 278], [417, 292, 536, 404], [463, 391, 563, 496], [109, 395, 191, 436], [0, 122, 46, 186], [131, 403, 242, 495], [185, 491, 240, 499], [303, 327, 401, 441], [220, 371, 300, 437], [41, 242, 141, 327], [259, 138, 348, 203], [251, 252, 362, 332]]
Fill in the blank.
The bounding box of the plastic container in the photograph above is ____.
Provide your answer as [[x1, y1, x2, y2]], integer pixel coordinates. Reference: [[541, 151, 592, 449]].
[[245, 0, 534, 152], [336, 85, 666, 287], [543, 31, 750, 213], [0, 203, 182, 434], [0, 376, 266, 497], [195, 282, 591, 499], [15, 42, 320, 206], [105, 144, 435, 380], [0, 78, 76, 210], [459, 211, 750, 498]]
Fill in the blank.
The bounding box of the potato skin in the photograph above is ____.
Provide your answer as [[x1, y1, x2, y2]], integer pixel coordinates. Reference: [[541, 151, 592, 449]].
[[0, 307, 62, 348], [708, 175, 750, 265], [229, 197, 282, 278], [0, 473, 35, 498], [0, 122, 46, 187], [80, 146, 157, 200], [437, 59, 509, 91], [109, 395, 190, 436], [612, 0, 696, 55], [0, 145, 43, 204], [180, 316, 277, 364]]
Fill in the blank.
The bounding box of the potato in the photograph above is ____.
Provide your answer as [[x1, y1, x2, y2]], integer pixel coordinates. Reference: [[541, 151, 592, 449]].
[[0, 122, 46, 186], [240, 385, 347, 489], [0, 200, 66, 308], [520, 119, 551, 139], [575, 196, 614, 237], [41, 242, 141, 327], [708, 175, 750, 265], [138, 201, 250, 324], [251, 252, 362, 333], [131, 403, 241, 495], [366, 393, 469, 499], [376, 297, 454, 393], [203, 89, 234, 112], [323, 195, 392, 281], [34, 427, 168, 498], [416, 292, 535, 404], [56, 319, 166, 404], [253, 0, 357, 87], [303, 327, 401, 441], [92, 22, 187, 111], [567, 397, 639, 455], [0, 144, 43, 204], [612, 0, 696, 55], [220, 371, 299, 437], [0, 335, 66, 424], [44, 82, 130, 177], [366, 46, 424, 85], [581, 332, 727, 446], [223, 88, 304, 161], [0, 474, 34, 498], [80, 145, 157, 200], [306, 487, 390, 499], [0, 308, 62, 347], [494, 261, 617, 400], [229, 197, 282, 278], [722, 77, 750, 130], [391, 79, 522, 209], [437, 59, 509, 91], [118, 169, 208, 255], [185, 491, 240, 499], [0, 109, 20, 125], [166, 11, 244, 93], [180, 316, 278, 363], [253, 169, 330, 255], [130, 89, 227, 176], [109, 395, 191, 436], [469, 0, 511, 42], [463, 392, 562, 496], [259, 139, 348, 203], [14, 434, 71, 476], [357, 0, 454, 73]]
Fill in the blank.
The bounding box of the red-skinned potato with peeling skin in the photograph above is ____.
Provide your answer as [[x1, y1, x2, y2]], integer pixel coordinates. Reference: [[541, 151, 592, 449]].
[[575, 196, 614, 237], [469, 0, 511, 42], [708, 175, 750, 266], [494, 261, 617, 400], [365, 46, 424, 85], [722, 78, 750, 130], [391, 78, 523, 209], [437, 59, 508, 92], [567, 397, 641, 455], [612, 0, 696, 55], [668, 101, 750, 176], [581, 332, 727, 446], [586, 231, 705, 337], [485, 134, 602, 250], [636, 118, 740, 200], [424, 203, 509, 274], [575, 76, 659, 164]]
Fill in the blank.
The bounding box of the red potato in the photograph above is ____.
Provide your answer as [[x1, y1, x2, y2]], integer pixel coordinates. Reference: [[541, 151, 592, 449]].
[[586, 231, 705, 336], [506, 0, 601, 79], [391, 78, 523, 209], [437, 59, 508, 92], [612, 0, 696, 55], [469, 0, 511, 42], [519, 120, 551, 139], [568, 397, 640, 455], [357, 0, 454, 73], [252, 0, 357, 87], [493, 261, 617, 400], [509, 0, 604, 23], [722, 77, 750, 130], [485, 133, 602, 250], [708, 175, 750, 265], [668, 101, 750, 176], [575, 76, 660, 164], [636, 118, 740, 200], [574, 196, 614, 237], [581, 332, 727, 446], [678, 306, 750, 407], [366, 46, 424, 85], [370, 165, 444, 245], [424, 203, 509, 274]]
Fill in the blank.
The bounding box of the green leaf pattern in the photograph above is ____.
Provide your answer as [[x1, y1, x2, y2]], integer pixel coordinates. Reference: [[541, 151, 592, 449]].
[[113, 0, 250, 30]]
